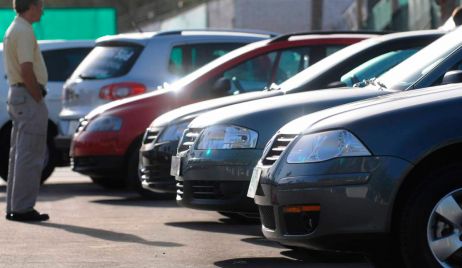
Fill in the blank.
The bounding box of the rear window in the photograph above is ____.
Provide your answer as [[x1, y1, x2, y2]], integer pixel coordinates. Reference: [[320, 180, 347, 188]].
[[43, 47, 92, 82], [75, 44, 142, 80], [168, 43, 244, 77]]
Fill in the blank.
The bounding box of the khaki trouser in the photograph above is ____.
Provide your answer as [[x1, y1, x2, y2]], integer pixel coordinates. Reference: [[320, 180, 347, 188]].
[[6, 85, 48, 213]]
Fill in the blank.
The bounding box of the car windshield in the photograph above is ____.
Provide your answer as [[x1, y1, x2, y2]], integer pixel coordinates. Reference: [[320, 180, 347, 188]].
[[340, 48, 419, 87], [72, 44, 143, 80], [376, 27, 462, 91], [279, 37, 383, 92]]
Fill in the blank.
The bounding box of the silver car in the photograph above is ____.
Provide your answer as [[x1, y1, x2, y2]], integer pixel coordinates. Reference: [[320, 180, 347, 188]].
[[56, 29, 274, 162]]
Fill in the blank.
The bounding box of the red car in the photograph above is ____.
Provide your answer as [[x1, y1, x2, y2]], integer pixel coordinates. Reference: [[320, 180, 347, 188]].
[[70, 32, 372, 189]]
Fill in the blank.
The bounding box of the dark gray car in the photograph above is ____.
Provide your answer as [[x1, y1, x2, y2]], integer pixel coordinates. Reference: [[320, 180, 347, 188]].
[[252, 83, 462, 267], [174, 26, 462, 219]]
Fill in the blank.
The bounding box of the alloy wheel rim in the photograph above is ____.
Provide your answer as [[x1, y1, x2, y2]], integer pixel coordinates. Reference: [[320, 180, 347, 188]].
[[427, 189, 462, 267]]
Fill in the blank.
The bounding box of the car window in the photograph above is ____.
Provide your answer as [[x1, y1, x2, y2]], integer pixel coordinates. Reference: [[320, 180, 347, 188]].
[[377, 27, 462, 91], [340, 48, 420, 87], [222, 52, 277, 94], [274, 48, 310, 84], [168, 43, 245, 77], [73, 44, 143, 80], [43, 47, 92, 82], [325, 46, 344, 55]]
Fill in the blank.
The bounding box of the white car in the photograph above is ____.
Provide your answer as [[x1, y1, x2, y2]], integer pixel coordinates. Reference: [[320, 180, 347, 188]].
[[0, 40, 94, 182]]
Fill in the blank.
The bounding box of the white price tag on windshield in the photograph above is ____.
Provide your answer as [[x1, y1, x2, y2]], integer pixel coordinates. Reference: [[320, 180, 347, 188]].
[[247, 167, 262, 198]]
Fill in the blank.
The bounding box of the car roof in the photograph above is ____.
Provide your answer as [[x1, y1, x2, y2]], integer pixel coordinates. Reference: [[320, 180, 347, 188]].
[[96, 29, 278, 45], [268, 31, 384, 43]]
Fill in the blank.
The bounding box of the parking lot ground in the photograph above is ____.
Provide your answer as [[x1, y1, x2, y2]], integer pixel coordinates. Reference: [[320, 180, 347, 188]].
[[0, 168, 374, 268]]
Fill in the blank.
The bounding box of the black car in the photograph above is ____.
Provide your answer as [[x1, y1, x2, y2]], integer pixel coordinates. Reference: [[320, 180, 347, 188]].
[[139, 30, 442, 199], [252, 83, 462, 267], [174, 26, 462, 220]]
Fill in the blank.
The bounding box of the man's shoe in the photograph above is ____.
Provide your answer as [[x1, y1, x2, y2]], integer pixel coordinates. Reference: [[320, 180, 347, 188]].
[[6, 209, 49, 222]]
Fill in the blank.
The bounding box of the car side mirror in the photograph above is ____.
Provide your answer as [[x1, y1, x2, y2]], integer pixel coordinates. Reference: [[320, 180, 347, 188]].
[[212, 77, 231, 92], [442, 70, 462, 85]]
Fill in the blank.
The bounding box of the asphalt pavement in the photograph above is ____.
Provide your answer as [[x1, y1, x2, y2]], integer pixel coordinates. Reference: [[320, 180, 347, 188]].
[[0, 168, 374, 268]]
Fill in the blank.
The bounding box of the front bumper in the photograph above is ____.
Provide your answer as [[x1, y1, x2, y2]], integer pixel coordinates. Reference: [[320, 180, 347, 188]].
[[139, 140, 178, 194], [176, 148, 263, 213], [72, 156, 126, 178], [254, 156, 412, 252]]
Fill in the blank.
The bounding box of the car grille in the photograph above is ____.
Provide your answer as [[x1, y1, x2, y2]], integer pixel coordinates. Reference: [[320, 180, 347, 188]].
[[177, 128, 201, 153], [261, 134, 297, 166], [259, 205, 276, 230], [191, 181, 223, 199], [143, 128, 159, 144]]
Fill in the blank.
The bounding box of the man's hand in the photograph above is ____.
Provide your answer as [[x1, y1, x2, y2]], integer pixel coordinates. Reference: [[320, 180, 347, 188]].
[[20, 62, 42, 103]]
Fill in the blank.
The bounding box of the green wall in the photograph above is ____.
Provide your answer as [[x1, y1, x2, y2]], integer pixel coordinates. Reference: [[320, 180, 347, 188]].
[[0, 8, 116, 40]]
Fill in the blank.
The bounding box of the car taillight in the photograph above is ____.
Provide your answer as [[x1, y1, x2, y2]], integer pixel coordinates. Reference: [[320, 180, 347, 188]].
[[99, 82, 146, 100]]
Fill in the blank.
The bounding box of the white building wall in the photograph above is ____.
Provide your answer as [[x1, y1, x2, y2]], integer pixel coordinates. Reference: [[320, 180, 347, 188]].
[[233, 0, 313, 33], [140, 0, 357, 33], [207, 0, 235, 28], [140, 4, 207, 31]]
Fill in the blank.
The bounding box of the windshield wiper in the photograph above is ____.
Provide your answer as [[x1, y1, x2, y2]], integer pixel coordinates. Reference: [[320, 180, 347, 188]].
[[353, 78, 387, 89], [375, 80, 387, 89], [353, 78, 374, 88], [265, 83, 281, 91]]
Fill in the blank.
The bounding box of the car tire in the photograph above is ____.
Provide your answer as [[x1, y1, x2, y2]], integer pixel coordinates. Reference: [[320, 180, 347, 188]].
[[400, 164, 462, 268], [0, 124, 56, 183]]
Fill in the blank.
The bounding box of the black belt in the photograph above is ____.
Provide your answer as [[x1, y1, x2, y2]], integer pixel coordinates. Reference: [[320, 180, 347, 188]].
[[11, 83, 47, 97]]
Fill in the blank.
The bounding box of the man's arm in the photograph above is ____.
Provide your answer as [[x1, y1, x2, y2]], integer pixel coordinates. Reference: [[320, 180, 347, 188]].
[[20, 62, 42, 102]]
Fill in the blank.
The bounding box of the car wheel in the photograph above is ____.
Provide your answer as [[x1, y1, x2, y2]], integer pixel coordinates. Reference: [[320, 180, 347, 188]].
[[0, 124, 56, 183], [400, 164, 462, 268]]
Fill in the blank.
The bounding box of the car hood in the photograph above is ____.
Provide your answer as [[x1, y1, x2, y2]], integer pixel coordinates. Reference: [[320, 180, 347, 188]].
[[189, 87, 390, 148], [280, 83, 462, 162], [280, 83, 462, 136], [150, 90, 282, 128]]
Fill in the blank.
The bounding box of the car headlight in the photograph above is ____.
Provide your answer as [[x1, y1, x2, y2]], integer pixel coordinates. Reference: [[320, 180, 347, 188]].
[[196, 125, 258, 149], [157, 120, 191, 143], [286, 130, 370, 163], [85, 115, 122, 132]]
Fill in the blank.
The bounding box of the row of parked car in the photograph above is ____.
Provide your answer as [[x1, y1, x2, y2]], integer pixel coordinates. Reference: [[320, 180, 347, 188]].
[[2, 27, 462, 267]]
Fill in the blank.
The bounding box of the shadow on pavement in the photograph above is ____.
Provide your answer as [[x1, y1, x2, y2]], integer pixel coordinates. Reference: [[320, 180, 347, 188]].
[[215, 254, 371, 267], [36, 222, 183, 248], [240, 236, 284, 249], [91, 197, 178, 208], [215, 249, 371, 267], [280, 249, 368, 263], [165, 220, 262, 237]]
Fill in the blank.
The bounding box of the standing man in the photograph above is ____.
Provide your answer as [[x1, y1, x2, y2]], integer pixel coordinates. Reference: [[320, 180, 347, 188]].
[[3, 0, 49, 221]]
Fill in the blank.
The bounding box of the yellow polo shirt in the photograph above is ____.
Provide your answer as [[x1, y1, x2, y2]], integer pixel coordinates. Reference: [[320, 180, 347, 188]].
[[3, 16, 47, 86]]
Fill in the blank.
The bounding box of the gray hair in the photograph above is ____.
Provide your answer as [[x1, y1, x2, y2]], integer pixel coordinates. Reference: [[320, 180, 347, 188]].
[[13, 0, 40, 14]]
